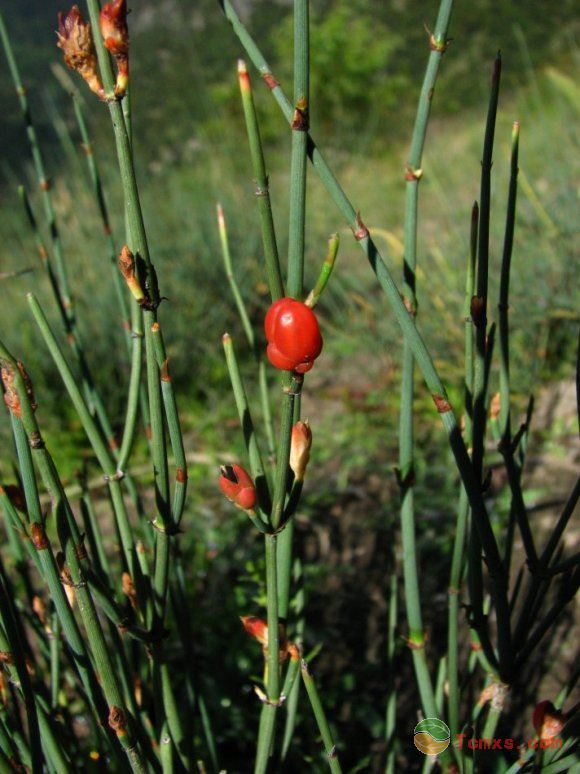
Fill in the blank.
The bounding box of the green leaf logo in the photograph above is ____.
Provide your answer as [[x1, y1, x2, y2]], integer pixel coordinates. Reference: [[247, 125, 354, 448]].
[[414, 718, 451, 755]]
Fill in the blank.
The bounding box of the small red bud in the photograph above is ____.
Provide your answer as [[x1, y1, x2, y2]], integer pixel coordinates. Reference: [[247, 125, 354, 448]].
[[100, 0, 129, 96], [219, 464, 257, 511], [240, 616, 268, 647], [100, 0, 128, 57], [290, 420, 312, 482], [532, 700, 565, 740], [264, 298, 323, 374]]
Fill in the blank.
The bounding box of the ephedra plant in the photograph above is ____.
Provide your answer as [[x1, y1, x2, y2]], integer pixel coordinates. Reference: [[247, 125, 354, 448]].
[[0, 0, 577, 772]]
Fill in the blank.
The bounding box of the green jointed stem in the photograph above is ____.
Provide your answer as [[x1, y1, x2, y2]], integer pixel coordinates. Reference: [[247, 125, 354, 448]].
[[72, 94, 131, 330], [217, 204, 276, 461], [276, 519, 295, 619], [384, 574, 397, 774], [218, 1, 510, 656], [151, 323, 188, 525], [287, 0, 309, 300], [281, 557, 305, 760], [300, 660, 342, 773], [254, 534, 282, 774], [238, 62, 284, 301], [218, 204, 255, 345], [397, 0, 454, 727]]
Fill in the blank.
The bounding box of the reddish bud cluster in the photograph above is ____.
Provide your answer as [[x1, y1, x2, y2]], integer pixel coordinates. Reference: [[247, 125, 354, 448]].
[[219, 464, 256, 511], [57, 6, 104, 98], [100, 0, 128, 57], [264, 298, 323, 373]]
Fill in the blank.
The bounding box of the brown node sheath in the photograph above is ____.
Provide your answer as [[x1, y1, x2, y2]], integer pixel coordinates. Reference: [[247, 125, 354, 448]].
[[352, 211, 369, 241], [160, 359, 171, 382], [404, 165, 423, 181], [74, 534, 88, 562], [427, 29, 449, 53], [432, 393, 452, 414], [291, 107, 308, 132], [262, 72, 279, 90], [30, 523, 49, 551], [108, 705, 128, 735], [470, 295, 486, 326], [402, 295, 417, 316], [122, 572, 139, 612]]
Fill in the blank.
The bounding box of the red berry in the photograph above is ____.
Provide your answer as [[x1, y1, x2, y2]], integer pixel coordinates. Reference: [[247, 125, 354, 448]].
[[264, 298, 323, 373], [219, 464, 256, 510]]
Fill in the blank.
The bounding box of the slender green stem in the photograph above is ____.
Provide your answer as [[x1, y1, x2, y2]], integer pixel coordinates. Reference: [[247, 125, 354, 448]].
[[217, 204, 276, 462], [448, 203, 479, 742], [281, 557, 305, 760], [72, 94, 131, 331], [305, 234, 339, 308], [254, 534, 281, 774], [287, 0, 309, 300], [300, 659, 342, 773], [237, 61, 284, 301], [395, 0, 454, 731], [151, 322, 188, 525], [384, 574, 397, 774]]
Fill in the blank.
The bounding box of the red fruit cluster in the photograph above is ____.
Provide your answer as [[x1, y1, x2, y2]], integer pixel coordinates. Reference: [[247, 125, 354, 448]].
[[264, 298, 322, 374]]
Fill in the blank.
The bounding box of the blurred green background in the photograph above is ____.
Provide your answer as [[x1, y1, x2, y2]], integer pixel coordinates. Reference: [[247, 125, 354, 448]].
[[0, 1, 578, 770]]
